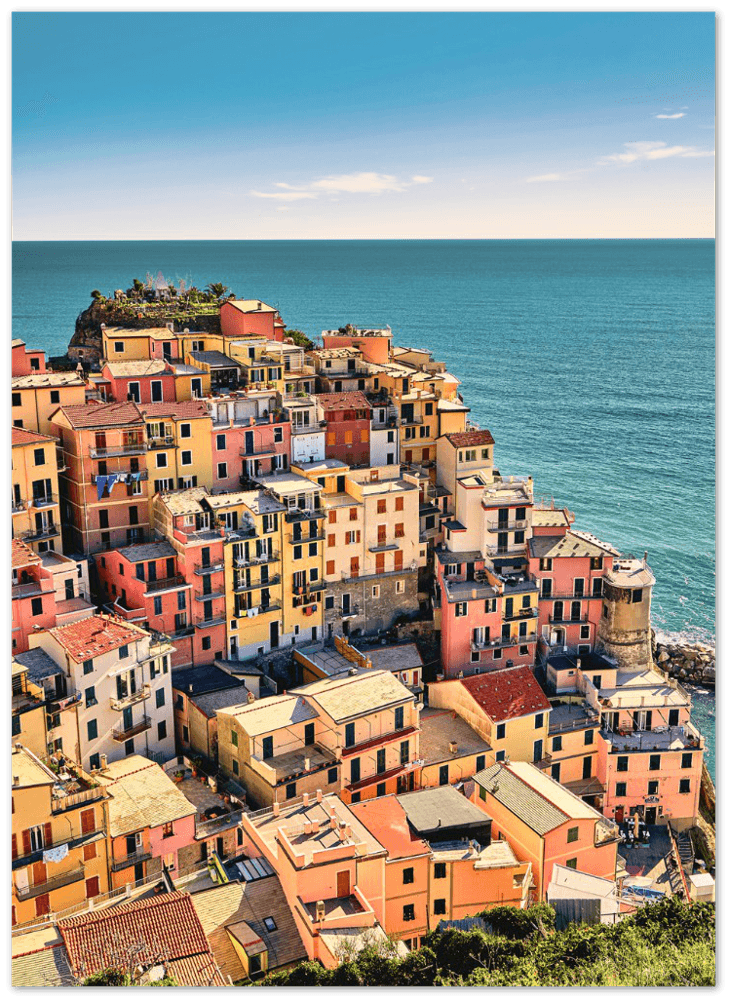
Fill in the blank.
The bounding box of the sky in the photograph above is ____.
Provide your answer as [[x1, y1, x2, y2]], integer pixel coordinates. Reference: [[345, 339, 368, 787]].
[[12, 11, 715, 240]]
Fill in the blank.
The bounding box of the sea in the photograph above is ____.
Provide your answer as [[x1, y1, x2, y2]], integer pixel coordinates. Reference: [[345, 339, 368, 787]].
[[12, 239, 716, 776]]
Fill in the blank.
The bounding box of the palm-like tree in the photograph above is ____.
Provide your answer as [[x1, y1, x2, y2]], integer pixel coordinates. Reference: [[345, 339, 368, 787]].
[[206, 282, 230, 301]]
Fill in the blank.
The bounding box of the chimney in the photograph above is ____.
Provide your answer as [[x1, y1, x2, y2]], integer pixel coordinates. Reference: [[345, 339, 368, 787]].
[[184, 328, 189, 335], [316, 788, 323, 803], [304, 819, 313, 834], [302, 791, 310, 807], [100, 753, 107, 770], [576, 658, 581, 669], [330, 813, 338, 830], [471, 588, 477, 600], [315, 900, 325, 922], [344, 825, 353, 841], [13, 775, 19, 786], [272, 801, 280, 817], [449, 741, 458, 754], [311, 820, 320, 833]]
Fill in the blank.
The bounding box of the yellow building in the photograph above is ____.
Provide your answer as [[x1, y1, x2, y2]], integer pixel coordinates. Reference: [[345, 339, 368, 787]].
[[203, 489, 288, 662], [12, 661, 48, 758], [101, 326, 178, 363], [255, 471, 326, 648], [226, 337, 286, 393], [12, 745, 110, 927], [139, 400, 214, 493], [12, 372, 86, 435], [427, 667, 551, 765], [12, 427, 63, 554]]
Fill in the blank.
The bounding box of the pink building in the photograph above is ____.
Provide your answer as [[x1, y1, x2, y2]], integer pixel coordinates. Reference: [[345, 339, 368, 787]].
[[100, 360, 177, 405], [212, 412, 291, 492], [96, 538, 226, 669], [12, 540, 56, 654], [528, 506, 618, 658], [220, 299, 286, 342], [12, 339, 47, 376]]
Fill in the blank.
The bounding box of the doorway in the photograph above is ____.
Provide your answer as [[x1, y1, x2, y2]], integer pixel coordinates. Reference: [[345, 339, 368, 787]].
[[337, 870, 350, 897], [269, 621, 279, 649]]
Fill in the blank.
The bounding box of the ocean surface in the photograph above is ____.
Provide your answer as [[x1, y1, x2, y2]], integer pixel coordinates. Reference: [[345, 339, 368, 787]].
[[12, 239, 715, 776]]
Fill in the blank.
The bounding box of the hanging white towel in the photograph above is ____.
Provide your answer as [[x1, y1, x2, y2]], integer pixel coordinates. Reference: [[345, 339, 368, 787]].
[[43, 843, 69, 864]]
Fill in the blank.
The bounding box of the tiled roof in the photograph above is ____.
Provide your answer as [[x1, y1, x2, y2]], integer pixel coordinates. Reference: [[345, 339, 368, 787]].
[[459, 666, 550, 723], [529, 529, 619, 560], [397, 785, 490, 836], [14, 648, 65, 681], [47, 614, 148, 661], [316, 390, 371, 412], [446, 429, 495, 447], [96, 756, 196, 837], [350, 796, 430, 860], [294, 670, 413, 723], [12, 945, 74, 987], [191, 876, 307, 980], [12, 372, 84, 389], [138, 400, 211, 420], [12, 538, 40, 568], [474, 762, 569, 834], [218, 694, 317, 737], [56, 401, 143, 429], [103, 359, 170, 377], [59, 891, 226, 986], [12, 427, 56, 447]]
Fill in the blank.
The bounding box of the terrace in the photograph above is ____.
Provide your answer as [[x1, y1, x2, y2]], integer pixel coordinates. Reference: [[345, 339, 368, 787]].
[[602, 722, 704, 753]]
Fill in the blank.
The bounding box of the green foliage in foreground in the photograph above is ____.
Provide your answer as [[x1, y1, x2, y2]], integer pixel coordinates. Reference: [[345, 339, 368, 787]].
[[259, 897, 715, 988], [284, 328, 316, 351], [81, 969, 178, 987]]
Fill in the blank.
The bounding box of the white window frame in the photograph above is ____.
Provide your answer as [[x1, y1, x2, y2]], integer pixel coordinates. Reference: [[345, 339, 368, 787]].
[[180, 450, 193, 466], [127, 381, 141, 402], [150, 380, 164, 402], [180, 423, 192, 439], [217, 462, 227, 479]]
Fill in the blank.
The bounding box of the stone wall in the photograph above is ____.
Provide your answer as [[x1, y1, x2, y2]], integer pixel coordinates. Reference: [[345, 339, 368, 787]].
[[651, 632, 715, 687]]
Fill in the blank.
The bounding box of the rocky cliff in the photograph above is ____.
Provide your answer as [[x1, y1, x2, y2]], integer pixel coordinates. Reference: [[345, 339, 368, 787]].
[[651, 631, 715, 687]]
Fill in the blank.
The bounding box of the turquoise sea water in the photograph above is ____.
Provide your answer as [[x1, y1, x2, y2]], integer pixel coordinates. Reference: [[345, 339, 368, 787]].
[[12, 239, 715, 775]]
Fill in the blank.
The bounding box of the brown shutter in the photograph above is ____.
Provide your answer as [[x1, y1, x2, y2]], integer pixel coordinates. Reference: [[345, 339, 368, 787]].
[[81, 809, 95, 835], [22, 830, 31, 856], [43, 823, 52, 847], [12, 834, 17, 860]]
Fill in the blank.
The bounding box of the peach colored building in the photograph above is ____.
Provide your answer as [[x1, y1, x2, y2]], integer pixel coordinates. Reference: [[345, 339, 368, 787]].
[[220, 299, 286, 341], [13, 371, 87, 436], [473, 761, 620, 900], [100, 359, 177, 405], [11, 428, 64, 554], [321, 326, 392, 365], [12, 338, 47, 376]]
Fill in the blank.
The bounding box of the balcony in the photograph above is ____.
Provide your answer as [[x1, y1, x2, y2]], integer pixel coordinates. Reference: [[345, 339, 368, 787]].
[[11, 497, 27, 514], [471, 633, 537, 651], [234, 575, 280, 594], [603, 722, 704, 753], [368, 537, 402, 553], [485, 544, 526, 557], [29, 492, 58, 509], [109, 685, 151, 711], [89, 442, 147, 459], [290, 530, 325, 544], [21, 523, 60, 542], [233, 550, 279, 567], [549, 614, 589, 625], [15, 862, 86, 900], [487, 520, 528, 533], [194, 562, 225, 576], [169, 625, 196, 639], [239, 445, 277, 458], [91, 470, 148, 485], [236, 602, 281, 618], [400, 414, 424, 426], [145, 575, 188, 594], [111, 715, 152, 742], [503, 607, 539, 622], [110, 848, 153, 872], [195, 616, 226, 629], [12, 581, 46, 600], [146, 435, 175, 450], [195, 589, 226, 601], [541, 591, 602, 601], [284, 508, 324, 524]]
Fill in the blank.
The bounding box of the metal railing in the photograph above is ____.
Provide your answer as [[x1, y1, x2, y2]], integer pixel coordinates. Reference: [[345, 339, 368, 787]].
[[29, 492, 58, 508], [111, 715, 152, 742], [487, 520, 528, 532], [89, 442, 147, 458], [109, 685, 151, 712], [195, 589, 226, 601], [110, 848, 153, 872], [145, 575, 187, 593], [15, 863, 85, 900], [194, 562, 225, 576], [51, 786, 105, 814], [21, 523, 59, 541]]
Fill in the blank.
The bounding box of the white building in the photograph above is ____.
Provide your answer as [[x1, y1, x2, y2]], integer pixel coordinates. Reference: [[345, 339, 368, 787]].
[[284, 395, 326, 466], [29, 614, 175, 771]]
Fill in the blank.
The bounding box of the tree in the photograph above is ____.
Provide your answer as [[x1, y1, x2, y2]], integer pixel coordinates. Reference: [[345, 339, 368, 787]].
[[206, 282, 230, 301], [90, 289, 103, 301]]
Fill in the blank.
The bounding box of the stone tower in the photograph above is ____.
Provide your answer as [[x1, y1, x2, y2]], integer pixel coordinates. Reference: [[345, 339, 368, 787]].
[[596, 552, 656, 672]]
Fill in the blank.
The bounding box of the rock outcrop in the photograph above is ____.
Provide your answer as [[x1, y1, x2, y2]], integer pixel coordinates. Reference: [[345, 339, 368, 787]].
[[651, 631, 715, 688]]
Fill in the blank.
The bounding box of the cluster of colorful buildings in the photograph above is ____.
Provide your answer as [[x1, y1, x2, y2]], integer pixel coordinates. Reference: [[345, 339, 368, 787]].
[[10, 296, 706, 983]]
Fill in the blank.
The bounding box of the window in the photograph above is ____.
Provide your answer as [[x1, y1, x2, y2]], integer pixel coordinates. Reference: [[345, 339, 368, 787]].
[[617, 756, 628, 772], [395, 522, 404, 538], [403, 867, 414, 885], [114, 341, 124, 353], [181, 450, 192, 466], [584, 729, 594, 746], [400, 740, 410, 765], [454, 602, 467, 617], [89, 753, 100, 770], [539, 558, 552, 572], [33, 448, 46, 467], [648, 780, 659, 796], [615, 782, 627, 797], [552, 736, 563, 752], [232, 759, 239, 775], [396, 580, 405, 595], [602, 603, 609, 618], [328, 766, 338, 784], [681, 752, 693, 769], [262, 736, 273, 759], [376, 782, 386, 797], [286, 782, 297, 799], [157, 721, 167, 741], [439, 764, 449, 786], [565, 858, 578, 870], [649, 754, 661, 771], [85, 686, 96, 708], [180, 423, 192, 438], [217, 463, 227, 479], [434, 862, 446, 879], [535, 713, 544, 729], [82, 658, 94, 675], [31, 596, 43, 616], [632, 588, 643, 603], [403, 904, 415, 922], [377, 498, 387, 514], [155, 688, 165, 709], [156, 452, 168, 468], [551, 763, 561, 782], [304, 722, 315, 746], [394, 706, 404, 730], [434, 899, 446, 915], [177, 591, 186, 611], [475, 754, 486, 772], [496, 723, 506, 740], [87, 719, 98, 740], [263, 916, 278, 932], [541, 579, 553, 598], [163, 822, 173, 838], [679, 778, 691, 794], [230, 730, 238, 748], [350, 758, 361, 783], [496, 750, 506, 762], [12, 392, 20, 407], [567, 826, 579, 843]]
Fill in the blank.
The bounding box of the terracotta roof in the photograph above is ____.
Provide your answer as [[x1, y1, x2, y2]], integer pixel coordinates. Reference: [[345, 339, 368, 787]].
[[459, 666, 550, 723], [47, 614, 148, 661], [56, 401, 143, 429], [12, 538, 40, 568], [316, 390, 371, 412], [446, 429, 495, 447], [349, 796, 430, 860], [12, 427, 56, 447], [103, 359, 171, 378], [59, 891, 226, 986], [138, 400, 211, 420], [12, 372, 84, 389], [96, 756, 197, 837]]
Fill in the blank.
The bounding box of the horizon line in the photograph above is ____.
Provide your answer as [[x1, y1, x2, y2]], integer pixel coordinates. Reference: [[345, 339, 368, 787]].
[[12, 236, 716, 244]]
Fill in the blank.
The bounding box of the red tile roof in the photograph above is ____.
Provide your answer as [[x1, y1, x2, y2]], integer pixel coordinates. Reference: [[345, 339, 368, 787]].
[[350, 796, 430, 860], [316, 390, 371, 412], [12, 428, 56, 447], [446, 429, 495, 447], [12, 538, 40, 569], [137, 400, 211, 420], [56, 401, 143, 429], [59, 891, 226, 986], [460, 666, 550, 723], [48, 614, 147, 661]]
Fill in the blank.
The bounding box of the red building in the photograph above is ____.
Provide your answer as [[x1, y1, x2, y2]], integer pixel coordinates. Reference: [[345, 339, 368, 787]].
[[318, 391, 372, 467], [220, 299, 286, 342], [12, 339, 47, 377], [100, 360, 177, 405]]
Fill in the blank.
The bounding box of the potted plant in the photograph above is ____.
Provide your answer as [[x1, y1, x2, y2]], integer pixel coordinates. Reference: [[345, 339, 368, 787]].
[[173, 770, 184, 783]]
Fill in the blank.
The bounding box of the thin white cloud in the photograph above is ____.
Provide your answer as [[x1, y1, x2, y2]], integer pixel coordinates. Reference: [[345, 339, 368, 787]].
[[411, 175, 434, 184], [274, 182, 310, 191], [655, 112, 686, 119], [526, 172, 569, 183], [252, 171, 433, 201], [250, 190, 317, 201], [601, 141, 714, 164]]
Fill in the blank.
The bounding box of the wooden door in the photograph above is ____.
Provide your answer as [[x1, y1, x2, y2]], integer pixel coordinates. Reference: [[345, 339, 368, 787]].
[[31, 861, 47, 887], [336, 870, 350, 898]]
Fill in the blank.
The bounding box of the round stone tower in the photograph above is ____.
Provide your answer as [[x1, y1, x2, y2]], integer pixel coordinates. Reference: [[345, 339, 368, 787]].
[[596, 552, 656, 671]]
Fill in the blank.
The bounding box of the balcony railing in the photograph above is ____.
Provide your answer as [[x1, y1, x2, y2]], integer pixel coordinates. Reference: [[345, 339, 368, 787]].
[[541, 591, 602, 601], [21, 524, 59, 542], [290, 530, 325, 544], [471, 633, 538, 651], [169, 625, 195, 639], [194, 616, 226, 629], [233, 550, 279, 567], [503, 607, 539, 622], [234, 575, 281, 594], [15, 863, 86, 900], [111, 715, 152, 742], [548, 614, 589, 624], [11, 498, 27, 514], [90, 470, 148, 485], [284, 507, 324, 523], [29, 493, 58, 509], [487, 520, 528, 533], [145, 575, 188, 593], [146, 435, 175, 450], [50, 785, 105, 814], [89, 442, 147, 459], [239, 445, 278, 458], [110, 848, 153, 872], [194, 562, 225, 576], [195, 589, 226, 601], [484, 544, 526, 557], [109, 685, 151, 712]]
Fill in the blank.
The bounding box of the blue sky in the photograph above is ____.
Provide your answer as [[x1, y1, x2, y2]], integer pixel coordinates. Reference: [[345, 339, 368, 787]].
[[13, 12, 715, 239]]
